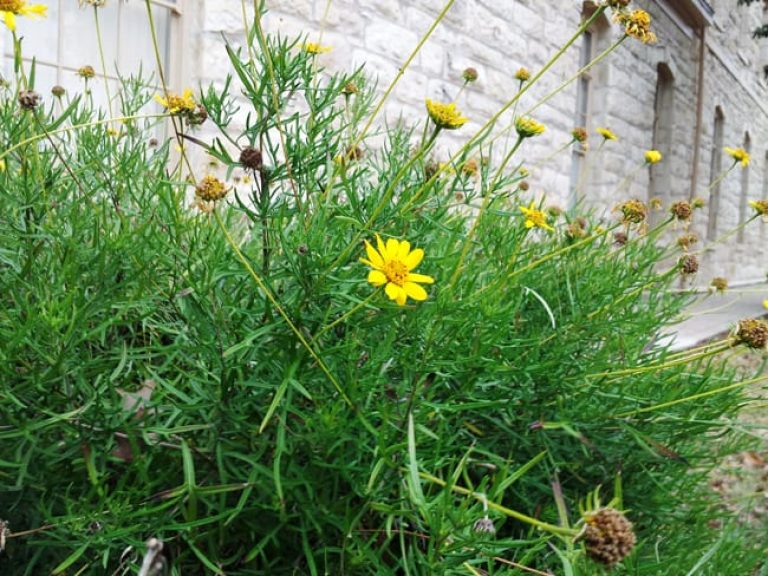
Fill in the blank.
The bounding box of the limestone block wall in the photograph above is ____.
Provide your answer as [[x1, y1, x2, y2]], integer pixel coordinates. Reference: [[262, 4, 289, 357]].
[[187, 0, 768, 284]]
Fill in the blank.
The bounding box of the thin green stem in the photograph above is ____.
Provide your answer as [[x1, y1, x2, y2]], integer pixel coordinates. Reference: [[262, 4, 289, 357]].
[[353, 0, 457, 147], [419, 471, 577, 537], [311, 291, 379, 344], [612, 372, 768, 418], [93, 7, 114, 122]]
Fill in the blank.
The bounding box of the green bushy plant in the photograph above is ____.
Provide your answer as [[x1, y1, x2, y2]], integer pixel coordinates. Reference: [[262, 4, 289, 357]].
[[1, 2, 767, 575]]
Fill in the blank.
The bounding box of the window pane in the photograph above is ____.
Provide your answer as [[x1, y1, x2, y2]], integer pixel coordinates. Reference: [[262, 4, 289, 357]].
[[60, 1, 119, 72], [119, 3, 171, 83], [11, 0, 60, 64]]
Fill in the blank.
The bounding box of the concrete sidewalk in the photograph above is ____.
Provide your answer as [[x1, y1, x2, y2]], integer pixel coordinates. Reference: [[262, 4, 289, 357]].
[[662, 283, 768, 352]]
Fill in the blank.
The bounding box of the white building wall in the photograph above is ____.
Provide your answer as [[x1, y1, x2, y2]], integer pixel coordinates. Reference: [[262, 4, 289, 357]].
[[188, 0, 768, 284]]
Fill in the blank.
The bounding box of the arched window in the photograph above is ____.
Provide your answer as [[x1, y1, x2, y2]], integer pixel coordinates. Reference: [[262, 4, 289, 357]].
[[707, 107, 725, 240], [569, 4, 609, 208], [738, 132, 751, 242], [649, 63, 674, 222]]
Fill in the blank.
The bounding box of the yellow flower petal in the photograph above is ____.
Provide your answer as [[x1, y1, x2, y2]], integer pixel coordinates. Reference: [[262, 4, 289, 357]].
[[403, 282, 428, 301], [385, 282, 403, 303], [404, 248, 424, 270], [376, 234, 387, 261], [397, 240, 411, 261], [4, 11, 16, 30], [368, 269, 387, 286], [405, 273, 434, 284], [386, 238, 399, 261], [364, 240, 384, 269]]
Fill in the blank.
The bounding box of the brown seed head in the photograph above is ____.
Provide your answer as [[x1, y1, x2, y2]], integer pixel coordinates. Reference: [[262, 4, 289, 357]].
[[18, 89, 41, 110], [572, 127, 588, 143], [676, 233, 698, 250], [670, 201, 692, 221], [583, 508, 636, 567], [614, 231, 628, 246], [195, 175, 229, 202], [679, 254, 699, 275], [618, 199, 647, 225], [342, 81, 359, 95], [462, 67, 479, 83], [240, 146, 263, 171], [735, 318, 768, 349], [51, 85, 66, 98], [710, 277, 728, 293]]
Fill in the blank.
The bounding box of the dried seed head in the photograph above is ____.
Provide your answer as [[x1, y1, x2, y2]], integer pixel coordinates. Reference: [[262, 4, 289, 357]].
[[187, 104, 208, 126], [679, 254, 699, 275], [710, 277, 728, 293], [670, 201, 692, 221], [583, 508, 636, 567], [239, 146, 263, 171], [566, 222, 587, 240], [572, 127, 588, 143], [195, 175, 229, 202], [77, 65, 96, 79], [462, 67, 479, 83], [735, 318, 768, 349], [51, 85, 66, 98], [518, 180, 530, 191], [148, 138, 158, 147], [676, 233, 698, 250], [341, 81, 359, 95], [473, 517, 496, 535], [18, 89, 41, 110], [461, 158, 479, 177], [613, 231, 628, 246], [297, 244, 309, 256], [617, 199, 647, 225]]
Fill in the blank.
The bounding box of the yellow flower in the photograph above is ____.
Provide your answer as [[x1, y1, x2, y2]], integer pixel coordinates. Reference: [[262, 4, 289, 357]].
[[303, 42, 331, 54], [597, 127, 618, 141], [519, 201, 554, 232], [361, 235, 434, 306], [514, 67, 531, 82], [426, 99, 468, 130], [644, 150, 662, 164], [724, 146, 750, 167], [615, 9, 657, 44], [750, 199, 768, 221], [763, 299, 768, 310], [515, 116, 546, 138], [0, 0, 47, 31], [154, 89, 196, 115]]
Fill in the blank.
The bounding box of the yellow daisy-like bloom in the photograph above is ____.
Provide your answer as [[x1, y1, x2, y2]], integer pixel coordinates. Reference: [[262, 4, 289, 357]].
[[515, 116, 546, 139], [361, 235, 434, 306], [425, 99, 468, 130], [764, 299, 768, 310], [0, 0, 47, 31], [749, 199, 768, 221], [615, 9, 657, 44], [597, 127, 618, 141], [154, 88, 196, 115], [303, 42, 332, 54], [520, 201, 554, 232], [514, 67, 531, 82], [724, 146, 750, 167], [644, 150, 662, 164]]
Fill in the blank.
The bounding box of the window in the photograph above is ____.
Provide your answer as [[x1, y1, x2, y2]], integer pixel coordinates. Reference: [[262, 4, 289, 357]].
[[737, 132, 751, 242], [568, 30, 593, 207], [649, 63, 674, 224], [2, 1, 181, 108], [707, 107, 725, 240]]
